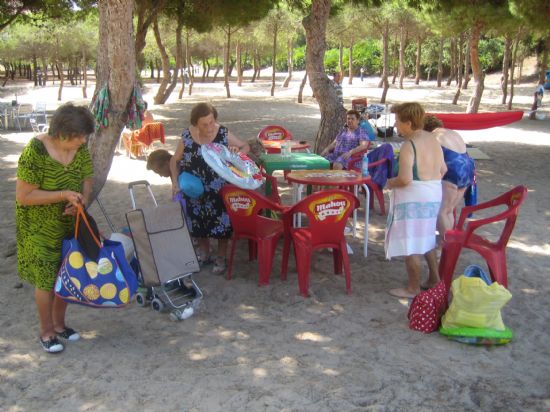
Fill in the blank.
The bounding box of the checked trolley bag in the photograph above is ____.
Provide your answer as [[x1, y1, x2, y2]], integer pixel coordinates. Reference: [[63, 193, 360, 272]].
[[55, 205, 138, 307]]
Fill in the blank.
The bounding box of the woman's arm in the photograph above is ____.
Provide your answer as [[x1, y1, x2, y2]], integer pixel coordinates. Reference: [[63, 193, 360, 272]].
[[342, 140, 369, 160], [320, 138, 338, 156], [170, 140, 184, 194], [387, 141, 413, 189], [227, 130, 250, 154], [16, 179, 82, 207]]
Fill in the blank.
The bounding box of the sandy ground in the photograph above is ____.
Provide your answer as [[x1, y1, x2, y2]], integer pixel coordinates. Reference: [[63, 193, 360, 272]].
[[1, 68, 549, 411]]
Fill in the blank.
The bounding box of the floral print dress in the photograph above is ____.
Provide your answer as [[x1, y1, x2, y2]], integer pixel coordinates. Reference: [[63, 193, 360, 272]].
[[180, 126, 232, 239]]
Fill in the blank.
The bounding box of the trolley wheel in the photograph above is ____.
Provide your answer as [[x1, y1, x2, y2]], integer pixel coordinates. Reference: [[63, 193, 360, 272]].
[[169, 310, 182, 321], [151, 298, 164, 312], [170, 307, 194, 321], [135, 292, 147, 307]]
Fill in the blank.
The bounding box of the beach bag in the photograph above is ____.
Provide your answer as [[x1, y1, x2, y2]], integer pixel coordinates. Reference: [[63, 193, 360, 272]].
[[54, 205, 138, 307], [440, 265, 513, 345], [407, 281, 448, 334], [441, 266, 512, 331]]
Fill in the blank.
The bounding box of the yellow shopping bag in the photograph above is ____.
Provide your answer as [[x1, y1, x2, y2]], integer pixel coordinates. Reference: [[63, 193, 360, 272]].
[[442, 275, 512, 331]]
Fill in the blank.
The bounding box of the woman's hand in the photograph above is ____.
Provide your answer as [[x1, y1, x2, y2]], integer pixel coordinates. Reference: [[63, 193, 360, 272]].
[[228, 145, 240, 154], [342, 151, 353, 160], [62, 190, 84, 216], [172, 181, 180, 197]]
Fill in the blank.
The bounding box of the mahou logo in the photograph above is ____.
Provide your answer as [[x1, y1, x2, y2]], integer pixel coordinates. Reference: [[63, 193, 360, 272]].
[[309, 195, 349, 221], [226, 190, 255, 216]]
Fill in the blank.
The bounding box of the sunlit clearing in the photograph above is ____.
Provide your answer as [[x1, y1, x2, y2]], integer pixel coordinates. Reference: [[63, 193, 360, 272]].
[[521, 289, 538, 295], [323, 368, 340, 376], [508, 240, 550, 256], [253, 368, 267, 378], [398, 298, 410, 307], [2, 154, 20, 164], [280, 356, 298, 368], [295, 331, 331, 343], [81, 330, 99, 339]]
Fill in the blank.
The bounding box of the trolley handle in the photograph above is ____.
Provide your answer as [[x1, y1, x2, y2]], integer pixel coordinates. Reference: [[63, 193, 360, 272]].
[[128, 180, 158, 210]]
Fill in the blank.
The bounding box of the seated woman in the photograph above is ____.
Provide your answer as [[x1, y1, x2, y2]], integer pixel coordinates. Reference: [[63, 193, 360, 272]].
[[423, 115, 475, 239], [320, 109, 370, 170]]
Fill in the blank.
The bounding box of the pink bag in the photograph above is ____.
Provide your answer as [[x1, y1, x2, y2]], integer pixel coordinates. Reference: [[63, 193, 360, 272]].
[[407, 281, 448, 334]]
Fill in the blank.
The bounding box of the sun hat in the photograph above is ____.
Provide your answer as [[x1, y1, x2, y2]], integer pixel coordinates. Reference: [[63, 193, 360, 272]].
[[178, 171, 204, 198]]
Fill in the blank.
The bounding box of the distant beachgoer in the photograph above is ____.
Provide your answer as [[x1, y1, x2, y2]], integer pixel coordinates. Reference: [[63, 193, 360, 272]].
[[385, 102, 447, 299], [332, 72, 344, 105]]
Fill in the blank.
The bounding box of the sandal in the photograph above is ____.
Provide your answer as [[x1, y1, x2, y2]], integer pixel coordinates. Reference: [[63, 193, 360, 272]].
[[56, 327, 80, 341], [212, 257, 227, 275], [40, 336, 64, 353]]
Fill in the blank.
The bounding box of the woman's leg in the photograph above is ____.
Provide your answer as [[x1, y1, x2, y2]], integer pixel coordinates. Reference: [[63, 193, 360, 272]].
[[438, 182, 461, 238], [197, 238, 210, 260], [216, 238, 228, 259], [52, 296, 69, 332], [35, 288, 55, 339], [389, 255, 421, 298]]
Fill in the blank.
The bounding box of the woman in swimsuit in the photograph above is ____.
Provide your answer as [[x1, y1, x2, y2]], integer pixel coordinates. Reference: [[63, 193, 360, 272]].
[[423, 115, 475, 239], [386, 103, 447, 298]]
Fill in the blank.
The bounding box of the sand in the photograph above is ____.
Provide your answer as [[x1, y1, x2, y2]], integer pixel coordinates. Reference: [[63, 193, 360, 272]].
[[1, 68, 549, 411]]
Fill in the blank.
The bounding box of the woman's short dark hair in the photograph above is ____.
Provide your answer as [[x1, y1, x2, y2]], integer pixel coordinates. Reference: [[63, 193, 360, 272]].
[[346, 109, 361, 120], [146, 149, 172, 171], [190, 102, 218, 126], [48, 103, 95, 140]]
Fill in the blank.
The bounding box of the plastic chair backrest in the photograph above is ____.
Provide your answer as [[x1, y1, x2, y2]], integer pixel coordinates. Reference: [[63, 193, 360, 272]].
[[257, 125, 293, 141], [351, 98, 368, 112], [260, 170, 281, 204], [457, 185, 528, 249], [17, 103, 34, 115], [221, 185, 284, 237], [287, 190, 359, 246], [134, 122, 165, 146], [346, 142, 373, 171]]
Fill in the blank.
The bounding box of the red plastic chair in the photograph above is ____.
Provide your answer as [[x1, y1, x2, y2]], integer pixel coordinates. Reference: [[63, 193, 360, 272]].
[[439, 185, 528, 291], [220, 185, 286, 286], [257, 125, 293, 141], [281, 189, 360, 297], [347, 146, 390, 215]]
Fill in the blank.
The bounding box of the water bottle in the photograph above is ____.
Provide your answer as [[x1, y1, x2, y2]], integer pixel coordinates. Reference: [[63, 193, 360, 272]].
[[361, 153, 369, 177]]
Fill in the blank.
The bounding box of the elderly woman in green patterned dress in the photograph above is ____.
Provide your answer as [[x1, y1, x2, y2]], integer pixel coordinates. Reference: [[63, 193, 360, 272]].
[[16, 103, 95, 353]]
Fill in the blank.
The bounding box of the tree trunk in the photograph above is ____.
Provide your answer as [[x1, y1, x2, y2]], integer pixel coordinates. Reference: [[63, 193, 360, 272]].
[[398, 27, 406, 89], [452, 33, 464, 105], [436, 36, 444, 87], [283, 38, 293, 87], [152, 18, 172, 104], [236, 39, 243, 87], [89, 0, 135, 200], [338, 41, 344, 77], [224, 27, 231, 98], [298, 70, 308, 103], [271, 21, 278, 97], [82, 48, 88, 99], [252, 48, 259, 82], [134, 0, 166, 72], [501, 35, 512, 105], [187, 31, 194, 96], [178, 29, 187, 99], [538, 35, 549, 84], [303, 0, 345, 154], [415, 36, 422, 85], [462, 31, 471, 89], [347, 41, 354, 85], [466, 21, 484, 113], [507, 29, 521, 110], [378, 22, 389, 89], [57, 61, 64, 101], [447, 37, 456, 86]]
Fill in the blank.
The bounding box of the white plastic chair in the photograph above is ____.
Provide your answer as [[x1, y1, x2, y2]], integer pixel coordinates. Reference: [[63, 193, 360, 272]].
[[34, 102, 47, 124]]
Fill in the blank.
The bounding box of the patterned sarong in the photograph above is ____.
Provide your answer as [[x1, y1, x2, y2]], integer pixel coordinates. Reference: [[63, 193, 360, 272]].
[[385, 180, 442, 259]]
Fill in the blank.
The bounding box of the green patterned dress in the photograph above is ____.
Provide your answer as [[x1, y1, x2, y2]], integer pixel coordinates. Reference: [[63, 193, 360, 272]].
[[16, 138, 94, 290]]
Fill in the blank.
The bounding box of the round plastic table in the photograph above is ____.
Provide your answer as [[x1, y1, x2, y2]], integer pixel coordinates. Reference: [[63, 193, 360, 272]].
[[286, 169, 372, 257], [261, 140, 311, 154]]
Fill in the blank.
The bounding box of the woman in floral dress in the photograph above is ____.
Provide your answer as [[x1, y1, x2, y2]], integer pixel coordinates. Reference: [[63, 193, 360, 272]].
[[170, 103, 250, 274]]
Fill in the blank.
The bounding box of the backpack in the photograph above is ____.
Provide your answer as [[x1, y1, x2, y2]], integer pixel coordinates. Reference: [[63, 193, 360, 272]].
[[407, 281, 448, 334]]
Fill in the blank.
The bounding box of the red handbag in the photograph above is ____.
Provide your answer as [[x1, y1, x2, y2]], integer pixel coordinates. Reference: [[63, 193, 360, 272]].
[[407, 281, 448, 334]]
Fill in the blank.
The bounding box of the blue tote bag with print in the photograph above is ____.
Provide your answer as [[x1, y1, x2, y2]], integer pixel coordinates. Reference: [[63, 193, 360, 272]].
[[54, 205, 138, 307]]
